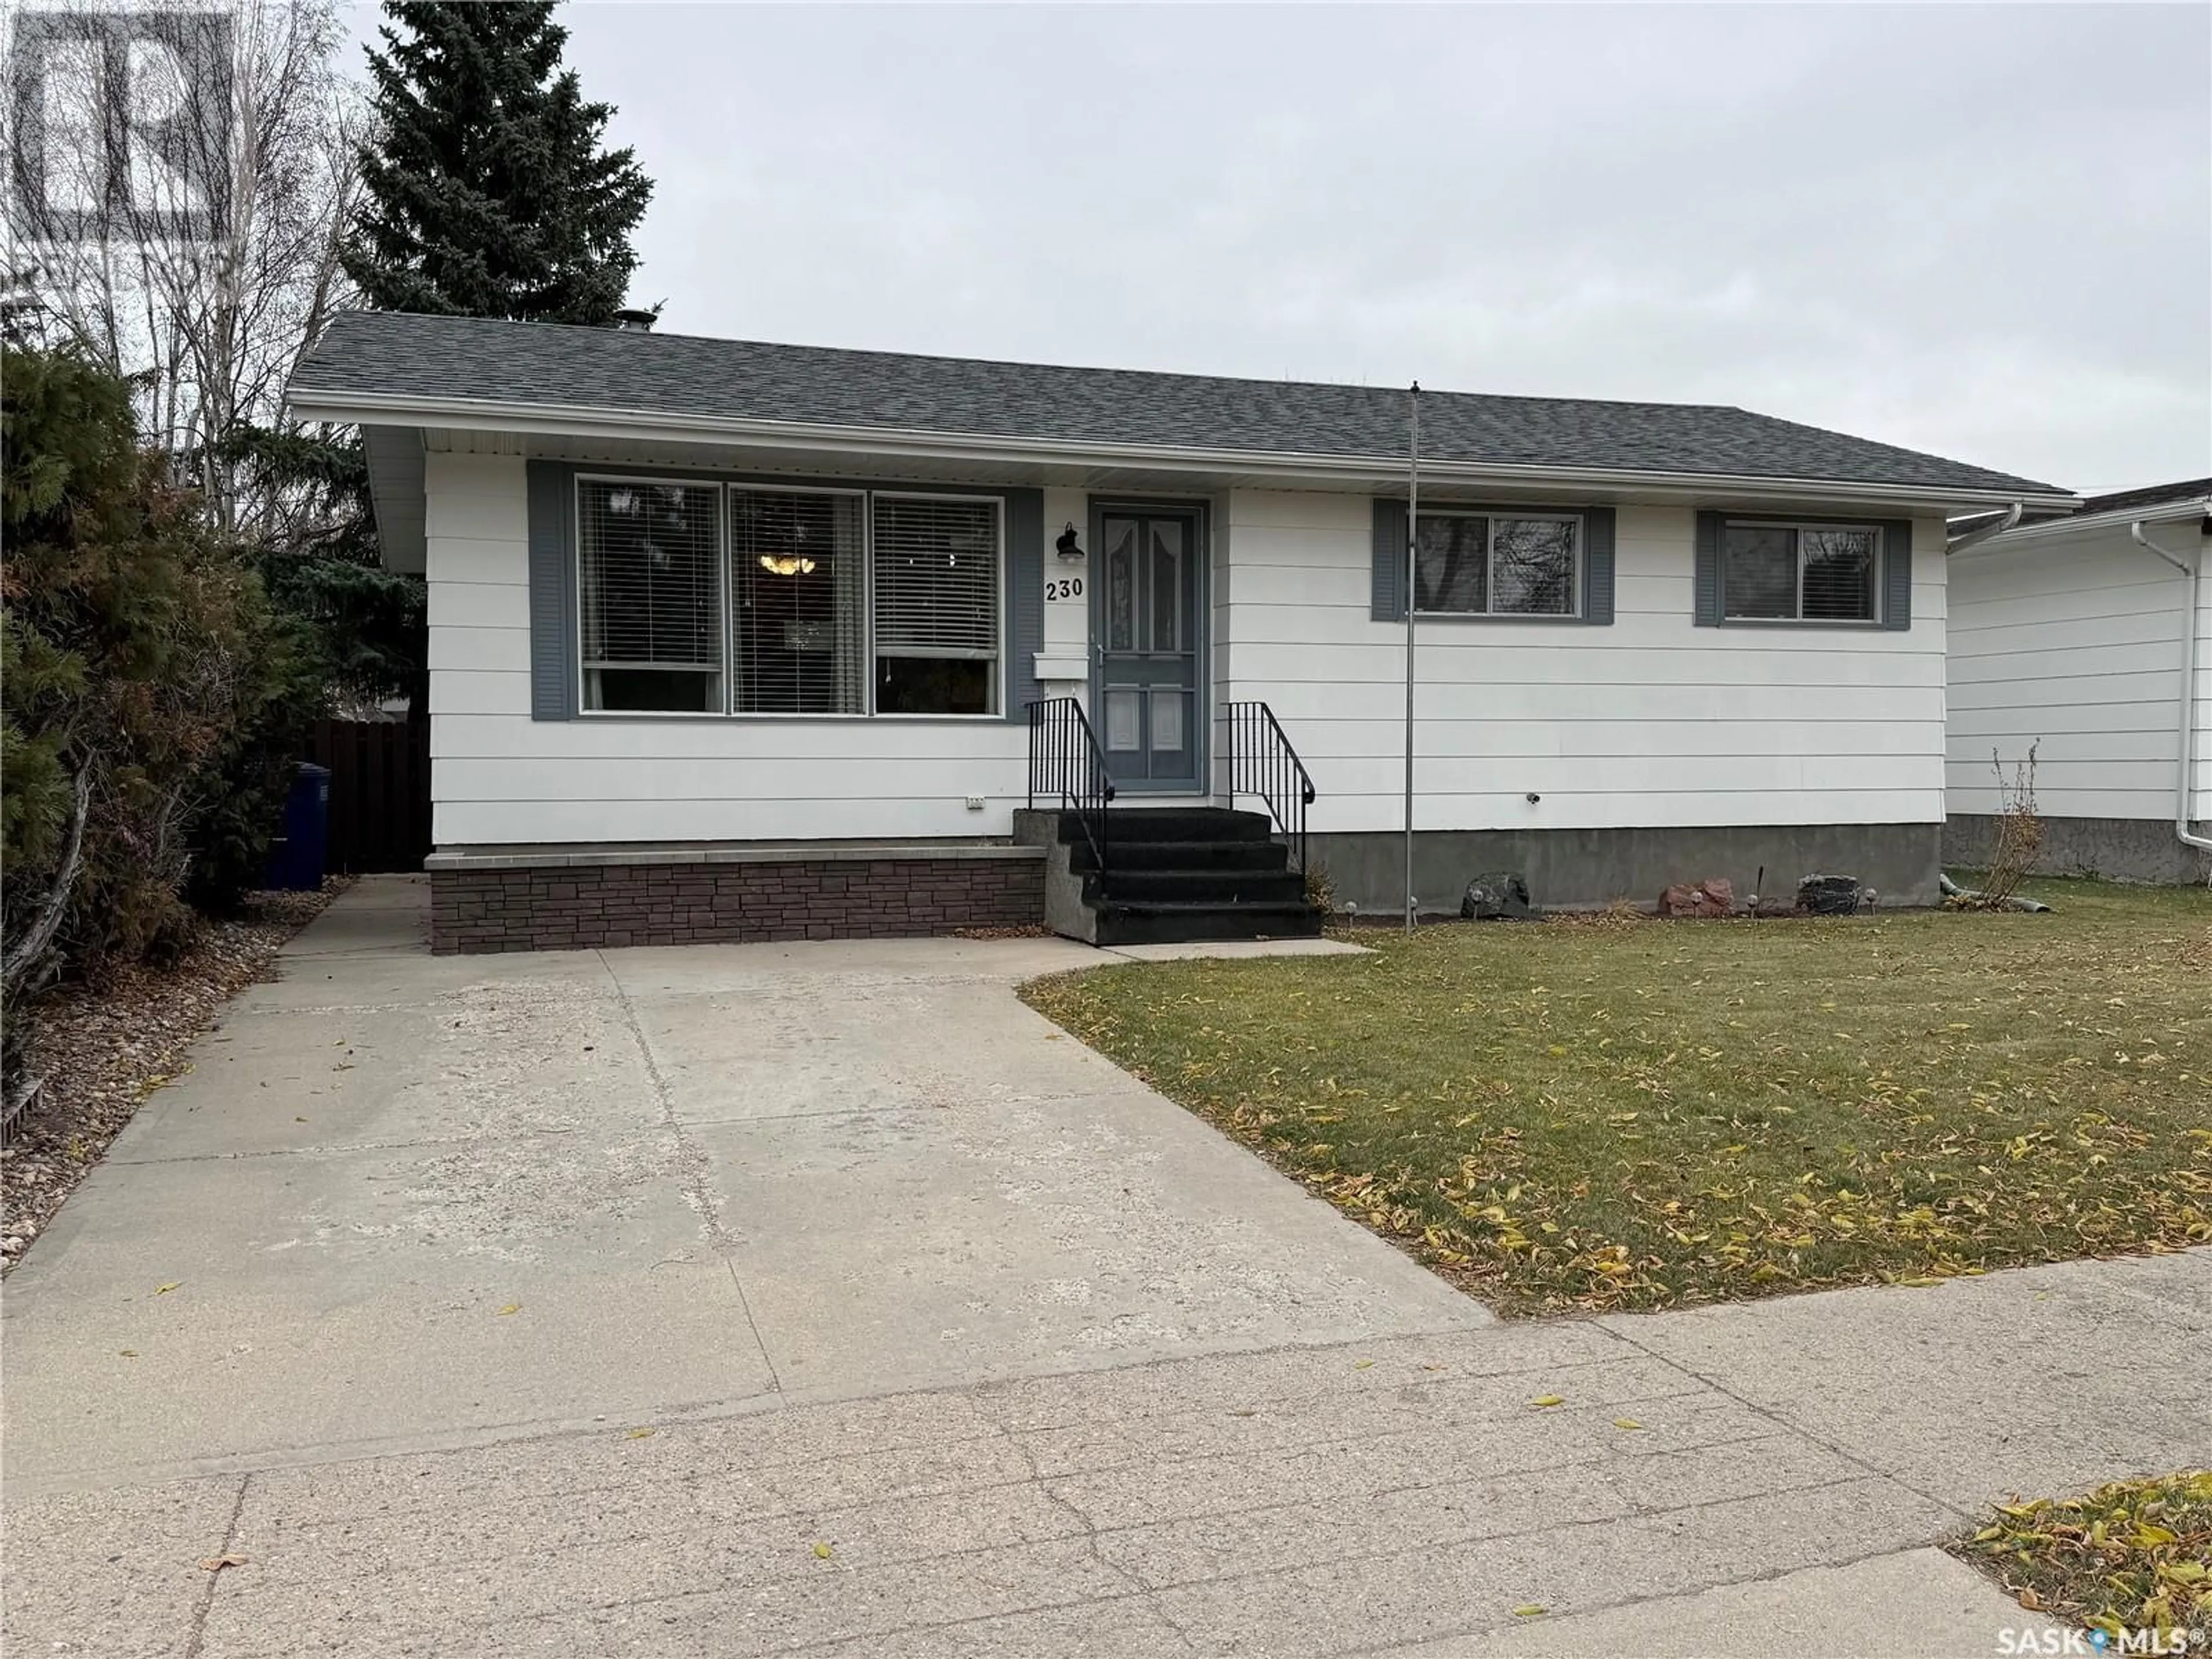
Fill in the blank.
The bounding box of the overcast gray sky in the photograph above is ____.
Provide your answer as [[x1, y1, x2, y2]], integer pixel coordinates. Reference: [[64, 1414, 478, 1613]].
[[351, 3, 2211, 495]]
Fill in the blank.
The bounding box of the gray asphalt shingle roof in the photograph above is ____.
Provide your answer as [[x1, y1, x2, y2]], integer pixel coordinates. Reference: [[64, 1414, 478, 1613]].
[[291, 309, 2067, 497], [2076, 478, 2211, 515]]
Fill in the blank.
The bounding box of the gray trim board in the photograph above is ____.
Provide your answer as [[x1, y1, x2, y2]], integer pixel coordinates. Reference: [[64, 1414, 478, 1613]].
[[1880, 520, 1912, 631], [1003, 487, 1046, 722], [1371, 497, 1407, 622], [1694, 512, 1722, 626], [526, 459, 578, 720]]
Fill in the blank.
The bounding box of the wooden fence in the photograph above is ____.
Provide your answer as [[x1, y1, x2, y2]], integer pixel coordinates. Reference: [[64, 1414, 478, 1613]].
[[305, 718, 432, 874]]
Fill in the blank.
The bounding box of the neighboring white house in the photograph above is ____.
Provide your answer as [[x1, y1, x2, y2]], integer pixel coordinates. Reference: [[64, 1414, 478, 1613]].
[[285, 311, 2076, 952], [1946, 480, 2211, 884]]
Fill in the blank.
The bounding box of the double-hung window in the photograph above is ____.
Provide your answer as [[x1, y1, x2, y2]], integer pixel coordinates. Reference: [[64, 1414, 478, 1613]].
[[575, 476, 1002, 716], [871, 494, 1001, 715], [1414, 513, 1581, 617], [1721, 521, 1880, 623]]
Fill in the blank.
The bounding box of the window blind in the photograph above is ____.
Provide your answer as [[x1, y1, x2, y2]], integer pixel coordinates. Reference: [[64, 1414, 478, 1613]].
[[873, 497, 999, 659], [577, 480, 722, 711], [729, 488, 865, 714], [870, 495, 999, 715]]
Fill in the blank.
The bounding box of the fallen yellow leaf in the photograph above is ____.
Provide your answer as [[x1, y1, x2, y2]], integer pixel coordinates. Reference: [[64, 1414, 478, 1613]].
[[1613, 1418, 1643, 1430], [1513, 1604, 1547, 1618], [154, 1282, 180, 1295], [625, 1427, 655, 1440], [813, 1541, 834, 1560], [497, 1303, 521, 1316], [1530, 1395, 1564, 1408], [1354, 1358, 1375, 1370]]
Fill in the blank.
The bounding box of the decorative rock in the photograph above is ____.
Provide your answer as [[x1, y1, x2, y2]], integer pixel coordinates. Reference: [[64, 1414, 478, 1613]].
[[1658, 878, 1735, 918], [1797, 874, 1861, 916], [1460, 872, 1536, 921]]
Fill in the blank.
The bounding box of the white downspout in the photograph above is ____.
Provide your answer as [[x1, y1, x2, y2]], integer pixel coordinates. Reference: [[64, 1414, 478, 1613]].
[[2130, 521, 2211, 855]]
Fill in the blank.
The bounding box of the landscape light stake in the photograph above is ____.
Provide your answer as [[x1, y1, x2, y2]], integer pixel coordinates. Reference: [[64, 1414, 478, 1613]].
[[1403, 382, 1421, 933]]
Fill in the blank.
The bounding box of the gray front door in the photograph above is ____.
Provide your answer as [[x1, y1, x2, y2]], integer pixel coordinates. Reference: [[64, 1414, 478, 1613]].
[[1094, 504, 1205, 793]]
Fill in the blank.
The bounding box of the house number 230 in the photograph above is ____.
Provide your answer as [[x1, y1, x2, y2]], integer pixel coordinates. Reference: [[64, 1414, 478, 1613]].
[[1047, 577, 1085, 601]]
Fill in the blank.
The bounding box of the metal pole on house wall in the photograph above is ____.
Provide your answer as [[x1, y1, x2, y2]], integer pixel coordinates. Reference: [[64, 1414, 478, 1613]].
[[1403, 382, 1421, 933]]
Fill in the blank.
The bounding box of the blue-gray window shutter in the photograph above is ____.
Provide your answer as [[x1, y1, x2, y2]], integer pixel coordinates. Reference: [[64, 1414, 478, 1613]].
[[1372, 498, 1407, 621], [1694, 511, 1723, 627], [1581, 507, 1616, 626], [1004, 487, 1045, 719], [1880, 518, 1912, 631], [527, 461, 578, 719]]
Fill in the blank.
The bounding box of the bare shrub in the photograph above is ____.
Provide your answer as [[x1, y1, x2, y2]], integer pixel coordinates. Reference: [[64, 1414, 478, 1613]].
[[1978, 743, 2044, 906]]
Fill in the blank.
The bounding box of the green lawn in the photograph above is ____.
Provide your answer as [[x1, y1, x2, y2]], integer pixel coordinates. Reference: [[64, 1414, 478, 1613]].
[[1022, 879, 2212, 1316]]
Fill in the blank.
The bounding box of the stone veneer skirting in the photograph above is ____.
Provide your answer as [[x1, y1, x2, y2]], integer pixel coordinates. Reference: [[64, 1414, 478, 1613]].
[[425, 843, 1045, 955]]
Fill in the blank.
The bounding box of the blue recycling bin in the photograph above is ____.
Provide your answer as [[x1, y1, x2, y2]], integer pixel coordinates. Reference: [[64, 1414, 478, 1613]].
[[264, 763, 332, 891]]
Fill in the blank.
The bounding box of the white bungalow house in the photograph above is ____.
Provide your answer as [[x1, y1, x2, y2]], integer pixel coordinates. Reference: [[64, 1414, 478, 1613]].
[[1946, 480, 2210, 883], [285, 310, 2075, 952]]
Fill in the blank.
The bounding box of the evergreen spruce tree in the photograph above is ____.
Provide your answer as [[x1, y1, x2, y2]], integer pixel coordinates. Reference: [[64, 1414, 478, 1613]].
[[344, 1, 654, 325]]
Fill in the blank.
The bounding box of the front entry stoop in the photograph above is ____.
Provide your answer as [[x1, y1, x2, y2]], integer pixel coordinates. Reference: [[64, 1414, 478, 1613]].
[[1013, 806, 1325, 946]]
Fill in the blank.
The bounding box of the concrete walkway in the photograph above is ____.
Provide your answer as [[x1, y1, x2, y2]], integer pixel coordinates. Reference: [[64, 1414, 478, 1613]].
[[5, 879, 2206, 1657]]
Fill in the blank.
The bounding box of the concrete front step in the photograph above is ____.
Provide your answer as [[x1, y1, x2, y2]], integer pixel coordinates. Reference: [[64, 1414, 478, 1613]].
[[1065, 807, 1277, 844], [1088, 868, 1309, 906], [1093, 899, 1327, 946], [1070, 838, 1290, 876]]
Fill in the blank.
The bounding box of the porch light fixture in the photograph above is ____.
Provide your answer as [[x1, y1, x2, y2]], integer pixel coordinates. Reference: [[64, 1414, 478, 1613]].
[[757, 554, 816, 576], [1055, 523, 1084, 560]]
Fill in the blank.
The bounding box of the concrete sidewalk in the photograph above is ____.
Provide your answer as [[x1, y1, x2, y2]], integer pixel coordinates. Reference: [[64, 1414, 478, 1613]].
[[5, 880, 2205, 1656]]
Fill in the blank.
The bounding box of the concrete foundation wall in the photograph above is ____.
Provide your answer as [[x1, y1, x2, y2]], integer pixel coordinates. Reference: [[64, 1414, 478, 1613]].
[[430, 853, 1044, 954], [1943, 814, 2212, 886], [1310, 822, 1942, 915]]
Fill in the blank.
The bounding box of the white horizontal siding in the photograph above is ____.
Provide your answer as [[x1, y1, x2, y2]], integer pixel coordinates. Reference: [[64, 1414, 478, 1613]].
[[1946, 529, 2205, 822], [427, 581, 531, 630], [422, 451, 1028, 846], [1218, 493, 1947, 834], [2196, 573, 2212, 815]]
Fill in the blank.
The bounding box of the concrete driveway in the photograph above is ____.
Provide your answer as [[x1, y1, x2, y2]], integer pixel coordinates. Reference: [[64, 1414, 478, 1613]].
[[4, 878, 1478, 1494], [6, 879, 2207, 1657]]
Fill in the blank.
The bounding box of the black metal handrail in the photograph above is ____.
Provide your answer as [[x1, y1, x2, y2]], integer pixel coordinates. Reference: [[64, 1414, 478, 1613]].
[[1226, 700, 1317, 876], [1025, 697, 1114, 874]]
